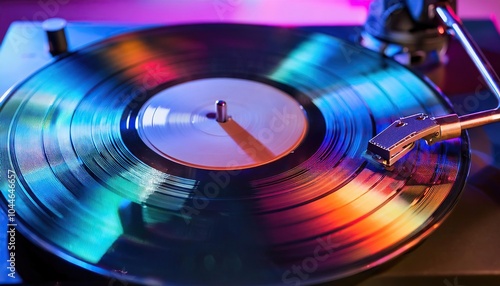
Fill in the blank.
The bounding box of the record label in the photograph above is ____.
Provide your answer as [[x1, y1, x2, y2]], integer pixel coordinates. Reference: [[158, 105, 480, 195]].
[[136, 77, 308, 170]]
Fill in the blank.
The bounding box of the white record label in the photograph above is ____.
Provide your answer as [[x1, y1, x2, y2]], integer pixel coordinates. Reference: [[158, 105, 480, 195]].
[[136, 78, 308, 170]]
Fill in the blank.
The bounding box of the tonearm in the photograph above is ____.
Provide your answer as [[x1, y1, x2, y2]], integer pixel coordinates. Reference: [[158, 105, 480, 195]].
[[365, 0, 500, 167]]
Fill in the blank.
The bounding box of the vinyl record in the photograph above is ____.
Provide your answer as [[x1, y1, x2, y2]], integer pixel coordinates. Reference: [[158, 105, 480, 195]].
[[0, 24, 469, 285]]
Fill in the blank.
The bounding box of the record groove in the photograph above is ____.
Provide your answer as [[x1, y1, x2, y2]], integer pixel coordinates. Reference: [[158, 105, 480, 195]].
[[0, 23, 469, 285]]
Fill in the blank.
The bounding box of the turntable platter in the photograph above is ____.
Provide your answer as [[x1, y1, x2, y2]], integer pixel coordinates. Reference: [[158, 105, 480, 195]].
[[0, 24, 469, 285]]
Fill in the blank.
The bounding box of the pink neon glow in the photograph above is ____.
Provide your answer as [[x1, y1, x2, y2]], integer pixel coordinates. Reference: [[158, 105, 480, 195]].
[[2, 1, 368, 25], [1, 0, 499, 41]]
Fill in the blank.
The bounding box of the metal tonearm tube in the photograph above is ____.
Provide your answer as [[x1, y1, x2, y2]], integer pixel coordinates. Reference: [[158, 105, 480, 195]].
[[367, 2, 500, 167]]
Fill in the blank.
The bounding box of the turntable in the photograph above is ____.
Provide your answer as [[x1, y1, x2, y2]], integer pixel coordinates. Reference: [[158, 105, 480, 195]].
[[1, 1, 500, 286]]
